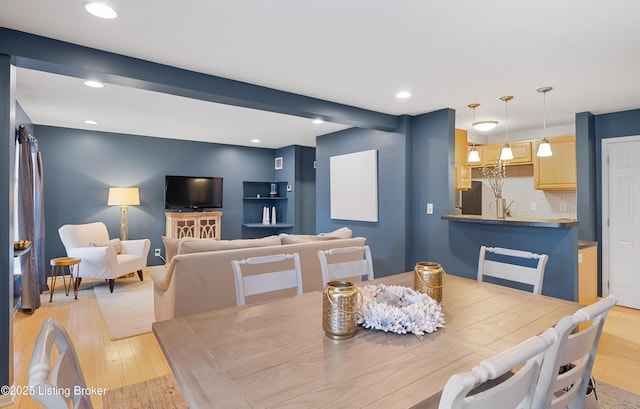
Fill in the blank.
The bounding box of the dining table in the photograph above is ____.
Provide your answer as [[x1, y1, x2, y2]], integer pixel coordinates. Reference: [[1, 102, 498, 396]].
[[152, 272, 580, 408]]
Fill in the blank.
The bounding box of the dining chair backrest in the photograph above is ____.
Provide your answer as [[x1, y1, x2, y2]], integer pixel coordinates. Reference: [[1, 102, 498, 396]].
[[438, 329, 558, 409], [28, 318, 94, 409], [232, 253, 303, 306], [477, 246, 548, 294], [532, 294, 618, 409], [317, 245, 374, 287]]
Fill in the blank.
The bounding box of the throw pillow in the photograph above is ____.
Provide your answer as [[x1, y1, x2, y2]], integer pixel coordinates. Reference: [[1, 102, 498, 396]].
[[89, 238, 122, 254], [178, 235, 281, 255], [319, 227, 353, 239]]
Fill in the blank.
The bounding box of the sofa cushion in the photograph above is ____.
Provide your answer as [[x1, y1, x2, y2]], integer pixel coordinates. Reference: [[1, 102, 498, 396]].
[[178, 235, 282, 255], [89, 238, 122, 254], [162, 236, 181, 263], [280, 227, 353, 244]]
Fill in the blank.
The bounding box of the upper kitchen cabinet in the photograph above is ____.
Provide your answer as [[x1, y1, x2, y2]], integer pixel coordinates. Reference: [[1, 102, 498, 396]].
[[455, 129, 471, 190], [534, 134, 576, 190], [468, 141, 533, 168]]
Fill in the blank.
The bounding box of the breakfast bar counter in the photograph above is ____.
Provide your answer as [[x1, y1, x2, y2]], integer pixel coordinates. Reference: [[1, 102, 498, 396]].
[[153, 272, 579, 409], [442, 214, 579, 228]]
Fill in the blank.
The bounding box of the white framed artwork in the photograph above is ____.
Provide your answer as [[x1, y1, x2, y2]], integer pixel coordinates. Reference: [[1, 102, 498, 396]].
[[330, 149, 378, 222], [275, 157, 283, 170]]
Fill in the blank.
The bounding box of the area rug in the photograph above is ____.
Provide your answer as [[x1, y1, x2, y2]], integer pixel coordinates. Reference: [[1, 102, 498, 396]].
[[94, 273, 155, 340], [596, 380, 640, 409], [102, 374, 188, 409]]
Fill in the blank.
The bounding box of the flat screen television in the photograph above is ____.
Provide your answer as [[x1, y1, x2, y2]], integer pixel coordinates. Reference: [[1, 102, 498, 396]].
[[165, 175, 223, 210]]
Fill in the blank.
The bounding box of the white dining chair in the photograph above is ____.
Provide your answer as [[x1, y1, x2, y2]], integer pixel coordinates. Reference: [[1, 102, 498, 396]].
[[28, 318, 94, 409], [477, 246, 548, 294], [532, 294, 618, 409], [317, 245, 374, 287], [438, 328, 558, 409], [232, 253, 303, 306]]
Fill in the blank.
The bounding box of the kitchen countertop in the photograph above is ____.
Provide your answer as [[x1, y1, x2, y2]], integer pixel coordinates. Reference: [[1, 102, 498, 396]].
[[442, 214, 580, 228], [578, 240, 598, 249]]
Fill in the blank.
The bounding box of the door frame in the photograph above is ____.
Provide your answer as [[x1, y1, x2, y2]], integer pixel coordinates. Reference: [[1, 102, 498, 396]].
[[601, 134, 640, 297]]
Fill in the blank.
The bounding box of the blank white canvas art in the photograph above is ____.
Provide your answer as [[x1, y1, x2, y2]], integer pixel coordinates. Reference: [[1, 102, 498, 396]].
[[330, 149, 378, 222]]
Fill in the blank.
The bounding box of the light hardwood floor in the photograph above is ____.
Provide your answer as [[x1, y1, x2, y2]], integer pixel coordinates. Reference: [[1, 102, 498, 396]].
[[8, 273, 640, 408]]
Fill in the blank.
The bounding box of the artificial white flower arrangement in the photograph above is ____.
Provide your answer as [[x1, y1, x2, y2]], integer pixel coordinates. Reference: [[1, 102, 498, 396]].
[[358, 284, 445, 338]]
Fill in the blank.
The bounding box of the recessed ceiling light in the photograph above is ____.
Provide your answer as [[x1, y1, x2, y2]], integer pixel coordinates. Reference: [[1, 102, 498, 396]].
[[84, 120, 98, 125], [312, 119, 324, 124], [83, 80, 104, 88], [251, 139, 261, 144], [395, 91, 412, 99], [84, 2, 118, 19]]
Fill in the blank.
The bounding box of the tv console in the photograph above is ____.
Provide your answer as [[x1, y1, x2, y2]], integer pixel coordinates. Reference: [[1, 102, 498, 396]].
[[165, 211, 222, 239]]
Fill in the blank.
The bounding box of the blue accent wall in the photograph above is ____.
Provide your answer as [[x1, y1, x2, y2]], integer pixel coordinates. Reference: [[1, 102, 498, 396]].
[[36, 126, 278, 265], [0, 54, 15, 392], [411, 109, 456, 267], [577, 108, 640, 294], [275, 145, 316, 235], [316, 127, 408, 277]]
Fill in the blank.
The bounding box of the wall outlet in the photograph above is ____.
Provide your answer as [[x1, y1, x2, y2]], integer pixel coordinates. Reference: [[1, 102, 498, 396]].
[[154, 248, 161, 257], [560, 202, 567, 212], [426, 203, 433, 214], [529, 202, 537, 211]]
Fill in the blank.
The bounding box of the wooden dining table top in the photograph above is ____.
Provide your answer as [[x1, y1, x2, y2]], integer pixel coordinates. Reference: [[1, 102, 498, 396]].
[[152, 272, 579, 409]]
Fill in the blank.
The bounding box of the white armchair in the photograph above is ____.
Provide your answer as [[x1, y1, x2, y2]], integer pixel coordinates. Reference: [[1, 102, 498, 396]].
[[58, 222, 150, 293]]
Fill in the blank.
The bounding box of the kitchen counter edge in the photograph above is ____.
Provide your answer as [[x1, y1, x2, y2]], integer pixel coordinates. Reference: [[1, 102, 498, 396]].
[[442, 214, 580, 228]]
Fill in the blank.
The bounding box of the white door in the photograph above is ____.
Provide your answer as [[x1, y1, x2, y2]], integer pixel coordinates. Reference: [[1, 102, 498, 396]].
[[602, 136, 640, 309]]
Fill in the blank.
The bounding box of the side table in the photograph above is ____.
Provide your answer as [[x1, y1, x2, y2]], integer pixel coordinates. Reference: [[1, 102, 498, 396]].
[[49, 257, 81, 302]]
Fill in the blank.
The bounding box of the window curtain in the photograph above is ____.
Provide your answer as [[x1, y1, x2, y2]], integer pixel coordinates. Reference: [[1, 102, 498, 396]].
[[17, 125, 46, 312]]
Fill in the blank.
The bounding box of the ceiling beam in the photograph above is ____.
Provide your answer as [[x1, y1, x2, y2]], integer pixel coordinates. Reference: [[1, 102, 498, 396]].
[[0, 28, 400, 132]]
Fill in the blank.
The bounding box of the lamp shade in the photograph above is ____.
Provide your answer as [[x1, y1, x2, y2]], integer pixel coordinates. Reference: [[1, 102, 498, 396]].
[[499, 144, 514, 161], [107, 187, 140, 206], [467, 147, 481, 163], [537, 140, 553, 157]]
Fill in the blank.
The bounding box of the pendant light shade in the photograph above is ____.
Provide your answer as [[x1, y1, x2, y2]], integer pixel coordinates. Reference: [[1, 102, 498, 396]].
[[537, 87, 554, 157], [467, 104, 481, 163], [500, 143, 514, 160], [499, 96, 514, 162], [468, 146, 481, 162]]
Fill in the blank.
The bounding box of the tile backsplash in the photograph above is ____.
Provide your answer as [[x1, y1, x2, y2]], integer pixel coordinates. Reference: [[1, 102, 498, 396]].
[[471, 165, 577, 219]]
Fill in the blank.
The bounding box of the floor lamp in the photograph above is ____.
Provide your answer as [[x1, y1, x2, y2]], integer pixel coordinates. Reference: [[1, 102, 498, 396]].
[[107, 187, 140, 240]]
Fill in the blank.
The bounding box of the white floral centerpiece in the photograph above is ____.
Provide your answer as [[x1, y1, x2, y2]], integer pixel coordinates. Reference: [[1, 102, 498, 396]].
[[358, 284, 445, 338]]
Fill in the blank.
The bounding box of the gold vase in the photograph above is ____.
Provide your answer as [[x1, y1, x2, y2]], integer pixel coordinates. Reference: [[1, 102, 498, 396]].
[[322, 281, 362, 340], [414, 262, 446, 302]]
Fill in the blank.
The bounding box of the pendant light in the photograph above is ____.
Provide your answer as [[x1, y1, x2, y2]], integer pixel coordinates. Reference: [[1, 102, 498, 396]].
[[536, 87, 553, 157], [499, 96, 514, 161], [467, 104, 481, 163]]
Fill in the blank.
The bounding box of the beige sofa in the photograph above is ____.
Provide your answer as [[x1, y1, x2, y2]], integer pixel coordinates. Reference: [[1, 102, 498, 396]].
[[151, 230, 366, 321]]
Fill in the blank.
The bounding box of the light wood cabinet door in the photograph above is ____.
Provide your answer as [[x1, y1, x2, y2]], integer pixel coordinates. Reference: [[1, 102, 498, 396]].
[[534, 134, 576, 190], [469, 141, 532, 168], [455, 129, 471, 190], [578, 245, 598, 305]]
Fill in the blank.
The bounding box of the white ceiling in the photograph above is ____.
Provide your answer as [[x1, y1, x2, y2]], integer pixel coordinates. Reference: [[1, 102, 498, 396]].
[[2, 0, 640, 148]]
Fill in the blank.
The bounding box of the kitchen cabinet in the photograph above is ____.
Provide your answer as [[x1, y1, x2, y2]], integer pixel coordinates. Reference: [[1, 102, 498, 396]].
[[534, 134, 576, 190], [468, 141, 533, 168], [578, 243, 597, 305], [455, 128, 471, 190]]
